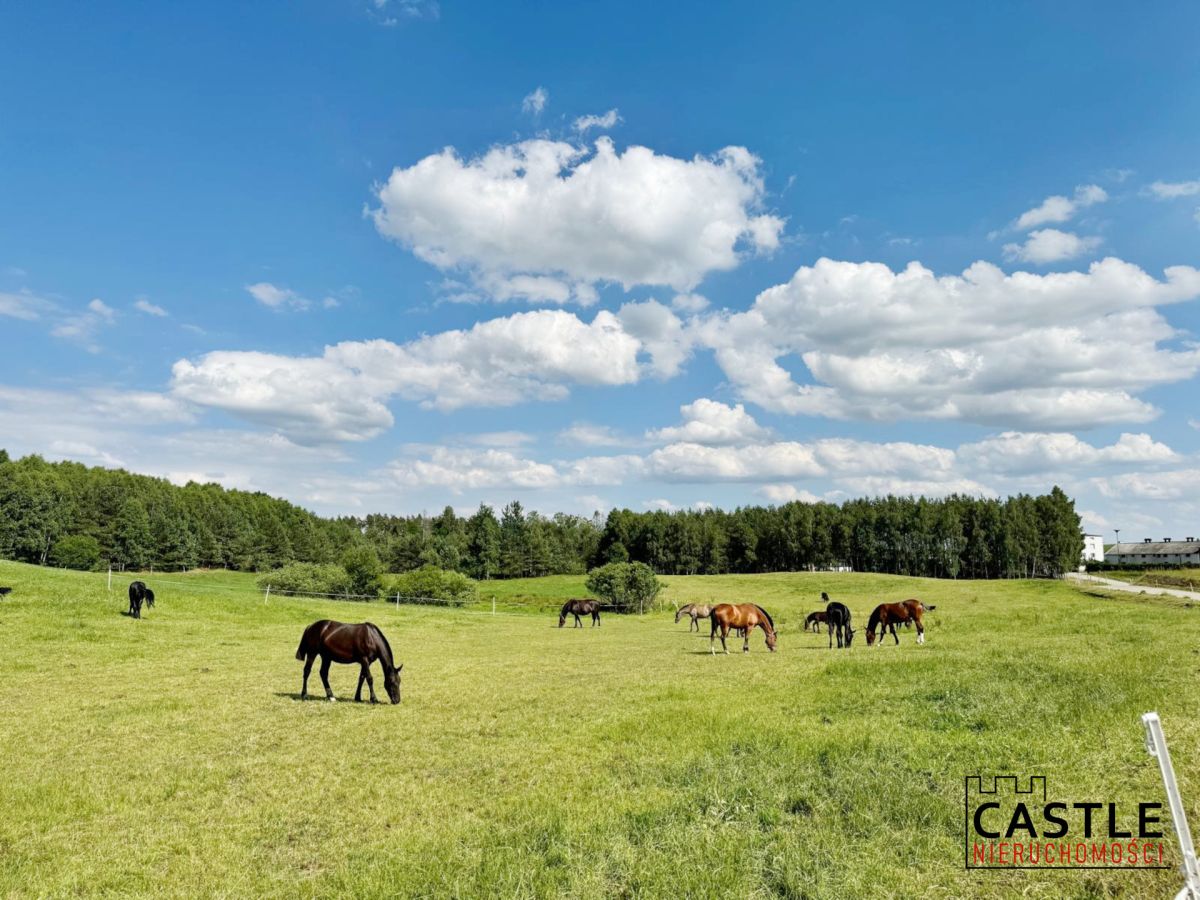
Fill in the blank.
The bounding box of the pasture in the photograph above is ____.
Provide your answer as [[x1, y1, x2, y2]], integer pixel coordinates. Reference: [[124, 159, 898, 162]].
[[0, 561, 1197, 898]]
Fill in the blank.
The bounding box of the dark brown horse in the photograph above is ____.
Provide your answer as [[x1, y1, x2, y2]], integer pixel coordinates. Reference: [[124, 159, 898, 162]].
[[559, 598, 601, 628], [710, 603, 777, 654], [824, 592, 854, 648], [295, 620, 402, 703], [128, 580, 154, 619], [865, 599, 936, 646], [804, 610, 828, 633]]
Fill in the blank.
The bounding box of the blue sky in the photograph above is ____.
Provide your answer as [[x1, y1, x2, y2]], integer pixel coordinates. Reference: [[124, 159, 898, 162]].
[[2, 0, 1199, 539]]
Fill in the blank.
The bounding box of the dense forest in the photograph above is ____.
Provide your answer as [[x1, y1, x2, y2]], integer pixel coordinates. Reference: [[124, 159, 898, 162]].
[[0, 450, 1084, 579]]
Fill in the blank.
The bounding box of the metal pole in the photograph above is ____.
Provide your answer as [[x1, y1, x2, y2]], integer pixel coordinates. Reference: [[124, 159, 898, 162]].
[[1143, 712, 1200, 899]]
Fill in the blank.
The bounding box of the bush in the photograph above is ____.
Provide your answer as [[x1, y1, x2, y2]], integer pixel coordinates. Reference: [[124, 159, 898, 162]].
[[256, 563, 355, 598], [50, 534, 101, 570], [382, 566, 478, 606], [341, 545, 385, 598], [585, 561, 663, 614]]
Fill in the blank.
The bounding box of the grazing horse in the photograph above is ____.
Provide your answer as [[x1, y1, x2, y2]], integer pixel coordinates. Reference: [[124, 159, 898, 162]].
[[675, 603, 713, 632], [822, 591, 854, 648], [804, 610, 828, 633], [710, 603, 777, 654], [295, 620, 402, 703], [127, 581, 155, 619], [559, 598, 601, 628], [865, 599, 936, 646]]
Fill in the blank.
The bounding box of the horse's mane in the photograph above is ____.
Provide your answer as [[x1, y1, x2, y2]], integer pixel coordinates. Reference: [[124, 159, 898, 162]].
[[369, 623, 395, 667], [866, 605, 882, 631], [560, 600, 573, 615], [753, 604, 775, 631]]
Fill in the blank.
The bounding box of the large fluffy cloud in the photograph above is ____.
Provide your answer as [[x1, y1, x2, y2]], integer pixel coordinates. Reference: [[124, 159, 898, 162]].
[[170, 309, 645, 442], [699, 257, 1200, 428], [370, 137, 784, 302], [647, 398, 770, 446], [958, 431, 1177, 475]]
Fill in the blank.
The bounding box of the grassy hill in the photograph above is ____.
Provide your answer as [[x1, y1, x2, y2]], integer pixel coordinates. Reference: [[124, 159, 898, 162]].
[[0, 561, 1196, 898]]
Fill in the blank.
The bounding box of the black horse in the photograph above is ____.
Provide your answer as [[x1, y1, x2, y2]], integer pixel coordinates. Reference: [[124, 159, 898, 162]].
[[0, 587, 11, 598], [823, 592, 854, 648], [295, 620, 402, 703], [128, 581, 155, 619], [559, 598, 601, 628]]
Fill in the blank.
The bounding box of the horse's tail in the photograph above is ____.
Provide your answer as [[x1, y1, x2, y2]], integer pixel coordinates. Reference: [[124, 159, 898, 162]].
[[754, 605, 775, 632], [296, 621, 315, 660], [923, 603, 937, 611]]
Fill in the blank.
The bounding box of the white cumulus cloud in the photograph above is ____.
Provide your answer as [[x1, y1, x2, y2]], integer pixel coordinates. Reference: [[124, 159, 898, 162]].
[[1145, 179, 1200, 199], [647, 398, 769, 446], [521, 86, 548, 116], [698, 256, 1200, 429], [1012, 184, 1108, 230], [170, 309, 646, 442], [370, 137, 784, 301], [1002, 229, 1102, 264]]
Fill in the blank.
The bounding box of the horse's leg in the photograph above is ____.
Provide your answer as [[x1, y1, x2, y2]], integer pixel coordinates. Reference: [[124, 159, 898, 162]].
[[301, 653, 315, 699], [355, 667, 366, 702], [319, 656, 335, 701], [916, 615, 925, 645], [743, 624, 751, 653], [362, 662, 378, 703], [720, 622, 730, 655], [891, 621, 900, 645], [710, 616, 718, 655]]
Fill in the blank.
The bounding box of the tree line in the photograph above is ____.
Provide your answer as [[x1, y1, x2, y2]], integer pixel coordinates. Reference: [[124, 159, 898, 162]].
[[0, 450, 1084, 580]]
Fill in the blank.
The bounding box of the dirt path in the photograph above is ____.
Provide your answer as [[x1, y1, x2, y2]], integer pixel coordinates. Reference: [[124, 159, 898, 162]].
[[1065, 571, 1200, 602]]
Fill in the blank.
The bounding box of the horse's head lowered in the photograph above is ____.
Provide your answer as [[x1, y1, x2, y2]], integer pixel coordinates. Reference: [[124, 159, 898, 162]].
[[844, 626, 856, 647], [383, 662, 403, 704], [865, 627, 876, 646], [558, 611, 567, 627]]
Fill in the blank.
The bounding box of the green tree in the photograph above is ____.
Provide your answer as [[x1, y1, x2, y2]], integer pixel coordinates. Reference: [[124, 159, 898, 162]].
[[51, 534, 101, 570], [341, 544, 384, 598], [585, 561, 663, 614]]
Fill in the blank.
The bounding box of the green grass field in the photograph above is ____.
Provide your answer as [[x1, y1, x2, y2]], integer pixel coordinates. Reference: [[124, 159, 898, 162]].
[[1, 561, 1197, 898]]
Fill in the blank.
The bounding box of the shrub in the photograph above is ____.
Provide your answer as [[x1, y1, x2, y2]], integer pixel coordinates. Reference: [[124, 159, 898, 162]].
[[382, 566, 478, 606], [256, 563, 355, 598], [585, 561, 663, 614], [50, 534, 101, 571], [341, 545, 385, 598]]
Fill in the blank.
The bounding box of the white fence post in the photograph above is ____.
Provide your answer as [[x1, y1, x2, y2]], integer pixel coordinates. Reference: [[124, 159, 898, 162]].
[[107, 566, 112, 592], [395, 592, 400, 609], [492, 595, 496, 616], [264, 584, 271, 605]]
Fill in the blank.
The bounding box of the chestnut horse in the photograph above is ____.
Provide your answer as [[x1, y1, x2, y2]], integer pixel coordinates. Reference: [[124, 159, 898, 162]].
[[865, 599, 936, 646], [295, 620, 402, 703], [710, 603, 777, 654], [675, 603, 713, 632], [804, 610, 828, 633], [559, 598, 601, 628]]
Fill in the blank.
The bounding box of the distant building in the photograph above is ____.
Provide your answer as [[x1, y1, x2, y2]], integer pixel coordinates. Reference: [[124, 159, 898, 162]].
[[1082, 534, 1105, 562], [1104, 537, 1200, 566]]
